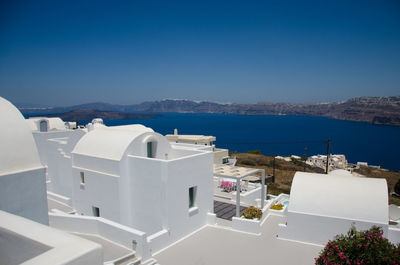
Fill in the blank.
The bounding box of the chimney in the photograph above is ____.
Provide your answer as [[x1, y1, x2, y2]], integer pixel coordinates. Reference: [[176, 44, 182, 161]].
[[174, 128, 178, 135]]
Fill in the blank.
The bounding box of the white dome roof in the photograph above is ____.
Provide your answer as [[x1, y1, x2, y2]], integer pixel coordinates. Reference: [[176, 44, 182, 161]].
[[72, 125, 155, 161], [0, 97, 42, 175], [289, 171, 388, 224]]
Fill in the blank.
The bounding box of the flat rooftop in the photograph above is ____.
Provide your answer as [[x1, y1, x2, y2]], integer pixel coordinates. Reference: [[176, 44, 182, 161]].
[[154, 214, 323, 265], [0, 227, 51, 265]]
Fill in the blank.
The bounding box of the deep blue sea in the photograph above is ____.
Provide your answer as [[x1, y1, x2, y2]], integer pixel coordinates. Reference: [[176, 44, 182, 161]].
[[99, 113, 400, 172]]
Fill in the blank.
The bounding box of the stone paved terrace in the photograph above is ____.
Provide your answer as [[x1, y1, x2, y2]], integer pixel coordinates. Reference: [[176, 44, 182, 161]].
[[154, 214, 323, 265]]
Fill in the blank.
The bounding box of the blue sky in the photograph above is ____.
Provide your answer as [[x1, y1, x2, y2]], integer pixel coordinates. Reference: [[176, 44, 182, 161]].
[[0, 0, 399, 106]]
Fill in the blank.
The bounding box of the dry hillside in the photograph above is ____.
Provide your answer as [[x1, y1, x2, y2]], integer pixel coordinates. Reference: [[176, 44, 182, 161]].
[[234, 152, 400, 205]]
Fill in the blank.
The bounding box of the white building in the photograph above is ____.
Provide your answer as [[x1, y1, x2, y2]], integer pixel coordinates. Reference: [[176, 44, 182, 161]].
[[0, 97, 103, 265], [0, 97, 48, 225], [71, 124, 215, 247], [278, 170, 394, 245], [306, 154, 348, 171], [27, 117, 86, 200], [166, 128, 235, 165], [27, 117, 72, 132]]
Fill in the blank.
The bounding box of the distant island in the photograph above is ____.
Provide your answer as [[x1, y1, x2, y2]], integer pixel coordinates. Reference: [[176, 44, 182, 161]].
[[27, 109, 159, 121], [20, 96, 400, 126]]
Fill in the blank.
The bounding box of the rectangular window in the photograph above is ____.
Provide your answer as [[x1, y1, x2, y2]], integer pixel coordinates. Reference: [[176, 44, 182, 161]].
[[189, 186, 197, 208], [80, 172, 85, 184], [147, 142, 153, 158], [92, 206, 100, 217]]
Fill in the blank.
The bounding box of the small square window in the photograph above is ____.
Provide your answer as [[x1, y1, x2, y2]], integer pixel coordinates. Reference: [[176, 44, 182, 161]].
[[80, 172, 85, 184], [189, 186, 197, 208]]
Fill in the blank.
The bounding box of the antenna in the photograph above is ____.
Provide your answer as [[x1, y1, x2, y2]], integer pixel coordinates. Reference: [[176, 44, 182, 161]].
[[325, 139, 330, 174]]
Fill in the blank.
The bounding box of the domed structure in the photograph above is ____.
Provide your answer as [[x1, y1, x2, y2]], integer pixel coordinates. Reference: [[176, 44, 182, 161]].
[[72, 125, 165, 161], [0, 97, 42, 175], [0, 97, 48, 225]]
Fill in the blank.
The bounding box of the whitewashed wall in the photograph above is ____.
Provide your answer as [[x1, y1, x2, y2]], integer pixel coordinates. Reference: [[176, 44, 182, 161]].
[[70, 129, 214, 255], [164, 151, 214, 243], [124, 155, 164, 234], [33, 130, 86, 198], [278, 211, 389, 245], [0, 167, 48, 225], [73, 153, 120, 176], [49, 212, 151, 260], [71, 164, 121, 224]]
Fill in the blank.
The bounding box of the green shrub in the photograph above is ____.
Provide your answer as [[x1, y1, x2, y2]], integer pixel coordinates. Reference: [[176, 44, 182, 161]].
[[241, 159, 256, 166], [242, 206, 262, 219], [395, 179, 400, 195], [315, 226, 400, 265], [248, 150, 261, 155], [270, 203, 284, 210]]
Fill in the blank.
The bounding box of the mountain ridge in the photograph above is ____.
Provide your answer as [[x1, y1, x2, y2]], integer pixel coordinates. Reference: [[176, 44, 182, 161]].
[[19, 96, 400, 126]]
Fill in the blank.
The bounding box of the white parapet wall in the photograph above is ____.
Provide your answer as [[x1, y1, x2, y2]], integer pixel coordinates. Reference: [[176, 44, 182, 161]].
[[232, 217, 262, 234], [231, 193, 290, 235], [49, 212, 151, 260], [147, 229, 170, 255], [231, 201, 272, 235], [1, 210, 103, 265]]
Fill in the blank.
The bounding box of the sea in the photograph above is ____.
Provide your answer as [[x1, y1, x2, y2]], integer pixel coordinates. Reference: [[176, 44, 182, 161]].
[[99, 113, 400, 172]]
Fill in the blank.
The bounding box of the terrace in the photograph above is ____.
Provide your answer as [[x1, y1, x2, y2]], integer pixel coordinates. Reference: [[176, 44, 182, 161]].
[[154, 214, 322, 265], [213, 164, 266, 218]]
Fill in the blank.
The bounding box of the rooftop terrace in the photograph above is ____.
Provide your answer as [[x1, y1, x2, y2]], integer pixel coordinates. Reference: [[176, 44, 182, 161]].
[[154, 214, 322, 265]]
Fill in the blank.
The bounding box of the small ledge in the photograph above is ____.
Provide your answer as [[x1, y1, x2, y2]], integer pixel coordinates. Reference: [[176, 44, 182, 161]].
[[188, 206, 199, 217]]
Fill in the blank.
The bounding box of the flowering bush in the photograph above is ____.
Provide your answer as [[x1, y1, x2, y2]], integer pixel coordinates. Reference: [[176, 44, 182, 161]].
[[242, 206, 262, 219], [315, 226, 400, 265], [270, 203, 284, 210]]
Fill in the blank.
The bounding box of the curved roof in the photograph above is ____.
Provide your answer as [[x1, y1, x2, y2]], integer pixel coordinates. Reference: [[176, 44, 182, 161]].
[[289, 171, 388, 224], [0, 97, 42, 174], [111, 124, 154, 132], [72, 126, 153, 160]]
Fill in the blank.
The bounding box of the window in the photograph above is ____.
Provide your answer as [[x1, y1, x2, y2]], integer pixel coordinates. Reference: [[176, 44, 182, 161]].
[[80, 172, 85, 184], [39, 120, 48, 132], [92, 206, 100, 217], [147, 142, 153, 158], [189, 186, 197, 208]]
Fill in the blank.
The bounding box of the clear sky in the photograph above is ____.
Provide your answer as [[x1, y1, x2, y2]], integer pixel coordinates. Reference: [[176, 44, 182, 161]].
[[0, 0, 399, 106]]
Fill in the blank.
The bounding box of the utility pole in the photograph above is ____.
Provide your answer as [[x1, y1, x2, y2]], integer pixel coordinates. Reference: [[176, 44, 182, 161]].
[[272, 156, 276, 183], [303, 146, 308, 172], [325, 139, 330, 174]]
